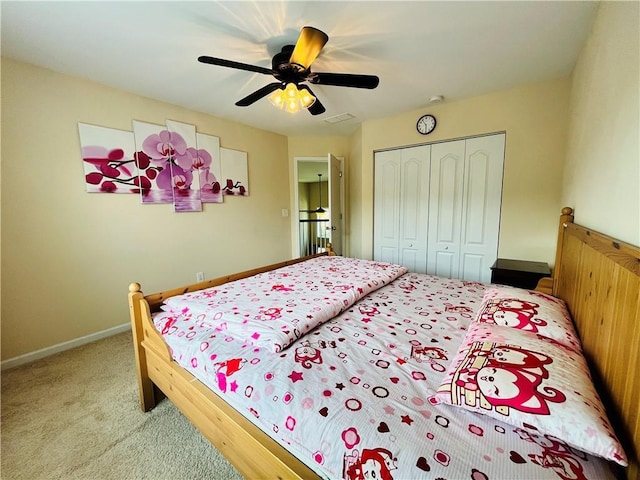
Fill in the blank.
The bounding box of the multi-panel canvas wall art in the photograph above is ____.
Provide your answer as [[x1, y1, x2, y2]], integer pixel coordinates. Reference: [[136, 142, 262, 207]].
[[78, 119, 242, 212]]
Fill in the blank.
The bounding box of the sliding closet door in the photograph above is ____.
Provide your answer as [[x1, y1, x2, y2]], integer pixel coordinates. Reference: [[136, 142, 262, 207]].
[[427, 134, 504, 282], [374, 145, 430, 272]]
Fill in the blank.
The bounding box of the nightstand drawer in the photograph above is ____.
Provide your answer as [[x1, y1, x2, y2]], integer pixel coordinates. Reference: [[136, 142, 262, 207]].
[[490, 258, 551, 290]]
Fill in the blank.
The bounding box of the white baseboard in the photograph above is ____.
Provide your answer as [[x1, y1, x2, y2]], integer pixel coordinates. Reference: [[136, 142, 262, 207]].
[[1, 323, 131, 371]]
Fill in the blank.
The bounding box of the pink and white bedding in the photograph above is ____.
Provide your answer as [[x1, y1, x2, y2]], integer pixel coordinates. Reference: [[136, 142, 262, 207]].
[[473, 286, 582, 352], [436, 322, 626, 466], [161, 256, 408, 352], [153, 261, 616, 480]]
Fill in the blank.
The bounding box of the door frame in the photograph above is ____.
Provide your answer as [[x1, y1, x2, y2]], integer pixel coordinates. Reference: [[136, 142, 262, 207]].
[[293, 156, 345, 257]]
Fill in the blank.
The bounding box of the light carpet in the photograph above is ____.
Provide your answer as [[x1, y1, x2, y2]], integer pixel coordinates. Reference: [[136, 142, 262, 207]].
[[1, 331, 244, 480]]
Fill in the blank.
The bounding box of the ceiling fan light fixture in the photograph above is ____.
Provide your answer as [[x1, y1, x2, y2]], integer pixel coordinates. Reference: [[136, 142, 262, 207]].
[[299, 87, 316, 109], [269, 83, 315, 113], [284, 98, 300, 114], [268, 86, 286, 108], [285, 82, 299, 98], [290, 26, 329, 71]]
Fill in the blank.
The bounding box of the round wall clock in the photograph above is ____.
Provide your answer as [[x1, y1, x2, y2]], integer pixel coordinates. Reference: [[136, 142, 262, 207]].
[[416, 114, 436, 135]]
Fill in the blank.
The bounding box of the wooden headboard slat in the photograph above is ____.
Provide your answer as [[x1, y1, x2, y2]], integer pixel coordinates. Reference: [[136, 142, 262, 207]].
[[565, 222, 640, 275], [554, 212, 640, 478]]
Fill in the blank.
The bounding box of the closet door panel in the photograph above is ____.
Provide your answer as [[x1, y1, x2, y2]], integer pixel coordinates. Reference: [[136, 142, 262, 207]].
[[435, 155, 458, 242], [374, 150, 401, 263], [434, 251, 457, 278], [464, 154, 490, 244], [378, 246, 399, 264], [460, 253, 485, 282], [427, 140, 466, 277], [399, 146, 430, 273], [374, 147, 429, 271], [460, 134, 505, 282], [401, 158, 422, 242]]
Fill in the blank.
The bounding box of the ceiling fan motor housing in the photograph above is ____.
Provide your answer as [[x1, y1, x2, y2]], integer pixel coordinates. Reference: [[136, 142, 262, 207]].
[[272, 45, 307, 83]]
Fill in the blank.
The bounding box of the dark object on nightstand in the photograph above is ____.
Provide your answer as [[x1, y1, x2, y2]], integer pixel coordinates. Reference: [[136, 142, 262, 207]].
[[490, 258, 551, 290]]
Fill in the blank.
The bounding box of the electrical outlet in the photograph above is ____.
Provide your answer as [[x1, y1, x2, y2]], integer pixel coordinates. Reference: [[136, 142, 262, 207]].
[[196, 271, 205, 282], [281, 208, 289, 217]]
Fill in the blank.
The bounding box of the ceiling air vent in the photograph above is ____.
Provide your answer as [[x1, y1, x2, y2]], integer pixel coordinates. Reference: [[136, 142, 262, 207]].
[[323, 113, 355, 124]]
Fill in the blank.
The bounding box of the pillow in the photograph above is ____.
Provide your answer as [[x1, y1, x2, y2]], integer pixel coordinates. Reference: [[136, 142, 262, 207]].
[[474, 286, 581, 352], [434, 322, 627, 466]]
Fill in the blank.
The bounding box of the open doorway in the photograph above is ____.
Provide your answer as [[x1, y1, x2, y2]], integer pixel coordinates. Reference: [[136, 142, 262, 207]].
[[294, 155, 344, 257]]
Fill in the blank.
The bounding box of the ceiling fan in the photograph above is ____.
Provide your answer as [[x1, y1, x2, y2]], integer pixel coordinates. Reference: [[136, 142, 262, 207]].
[[198, 26, 380, 115]]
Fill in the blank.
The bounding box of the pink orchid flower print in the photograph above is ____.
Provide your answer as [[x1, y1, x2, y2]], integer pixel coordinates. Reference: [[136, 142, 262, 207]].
[[142, 129, 188, 162], [80, 121, 227, 208], [83, 145, 137, 193]]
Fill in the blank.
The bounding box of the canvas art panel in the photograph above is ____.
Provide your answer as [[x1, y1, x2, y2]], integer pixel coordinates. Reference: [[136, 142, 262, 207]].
[[220, 147, 249, 196], [132, 120, 178, 205], [196, 132, 223, 204], [166, 120, 202, 212], [78, 123, 137, 193]]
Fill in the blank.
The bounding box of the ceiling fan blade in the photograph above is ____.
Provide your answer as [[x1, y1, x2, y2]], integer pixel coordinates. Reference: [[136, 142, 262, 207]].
[[308, 97, 326, 116], [198, 56, 273, 75], [310, 72, 379, 89], [290, 26, 329, 71], [235, 82, 283, 107], [299, 85, 326, 115]]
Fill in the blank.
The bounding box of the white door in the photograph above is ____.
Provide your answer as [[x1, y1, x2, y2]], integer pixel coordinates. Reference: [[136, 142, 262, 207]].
[[427, 134, 504, 282], [458, 134, 505, 281], [328, 153, 343, 255], [374, 150, 401, 264], [427, 140, 466, 278], [374, 145, 431, 272]]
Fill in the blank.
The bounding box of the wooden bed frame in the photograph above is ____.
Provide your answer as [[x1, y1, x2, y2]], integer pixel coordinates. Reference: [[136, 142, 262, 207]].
[[128, 210, 639, 479]]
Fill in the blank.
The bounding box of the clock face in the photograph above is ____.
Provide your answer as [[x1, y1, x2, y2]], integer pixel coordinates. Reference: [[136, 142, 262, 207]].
[[417, 114, 436, 135]]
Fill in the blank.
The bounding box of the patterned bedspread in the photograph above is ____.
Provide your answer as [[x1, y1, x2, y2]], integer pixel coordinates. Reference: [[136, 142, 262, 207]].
[[153, 264, 615, 479], [161, 256, 408, 352]]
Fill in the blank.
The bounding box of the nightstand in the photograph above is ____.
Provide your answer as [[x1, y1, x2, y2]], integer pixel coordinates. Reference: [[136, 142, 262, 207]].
[[490, 258, 551, 290]]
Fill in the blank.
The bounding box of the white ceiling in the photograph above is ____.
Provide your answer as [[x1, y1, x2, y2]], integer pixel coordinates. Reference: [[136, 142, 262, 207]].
[[1, 1, 599, 137]]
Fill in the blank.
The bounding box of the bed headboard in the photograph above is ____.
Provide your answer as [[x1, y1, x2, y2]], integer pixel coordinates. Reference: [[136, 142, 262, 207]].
[[552, 207, 639, 478]]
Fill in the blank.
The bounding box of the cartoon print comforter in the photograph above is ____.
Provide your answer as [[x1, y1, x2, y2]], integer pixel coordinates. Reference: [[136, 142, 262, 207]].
[[161, 256, 408, 352], [154, 268, 615, 480]]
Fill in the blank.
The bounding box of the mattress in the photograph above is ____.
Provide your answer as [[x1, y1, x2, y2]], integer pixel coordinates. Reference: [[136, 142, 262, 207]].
[[153, 263, 615, 479]]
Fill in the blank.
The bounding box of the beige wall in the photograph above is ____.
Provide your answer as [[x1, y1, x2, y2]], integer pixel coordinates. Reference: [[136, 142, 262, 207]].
[[346, 127, 363, 259], [349, 77, 572, 264], [1, 58, 291, 360], [563, 2, 640, 247]]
